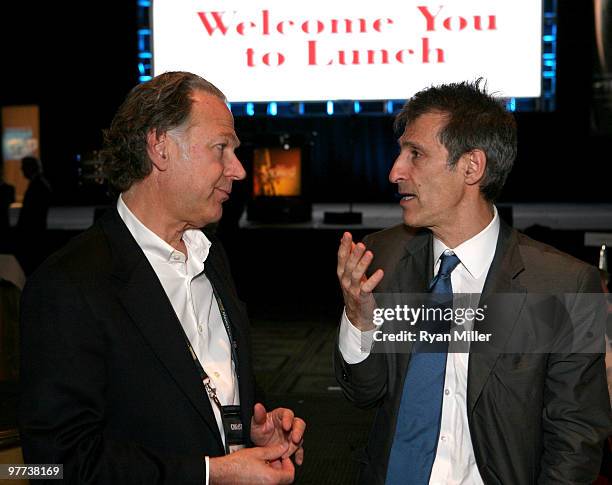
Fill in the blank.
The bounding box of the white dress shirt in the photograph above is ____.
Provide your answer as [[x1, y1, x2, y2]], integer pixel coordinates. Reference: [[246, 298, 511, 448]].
[[339, 206, 500, 485], [117, 196, 240, 484]]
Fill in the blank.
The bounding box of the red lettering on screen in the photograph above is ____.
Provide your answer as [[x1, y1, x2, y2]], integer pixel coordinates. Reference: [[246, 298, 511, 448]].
[[197, 11, 230, 35]]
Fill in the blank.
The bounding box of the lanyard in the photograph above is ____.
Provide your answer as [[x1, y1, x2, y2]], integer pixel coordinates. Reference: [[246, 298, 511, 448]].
[[209, 281, 240, 375], [180, 279, 238, 378], [188, 345, 238, 455], [180, 279, 241, 454]]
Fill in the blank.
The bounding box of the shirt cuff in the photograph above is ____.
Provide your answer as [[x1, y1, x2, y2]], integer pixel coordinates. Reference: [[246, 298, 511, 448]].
[[338, 307, 375, 364], [205, 456, 209, 485]]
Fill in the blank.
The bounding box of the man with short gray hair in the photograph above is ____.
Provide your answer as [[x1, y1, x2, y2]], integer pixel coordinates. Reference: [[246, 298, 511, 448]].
[[336, 79, 611, 484]]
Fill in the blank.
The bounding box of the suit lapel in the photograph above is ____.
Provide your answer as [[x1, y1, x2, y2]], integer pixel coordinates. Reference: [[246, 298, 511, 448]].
[[467, 221, 527, 414], [392, 229, 433, 294], [386, 230, 433, 374], [100, 209, 224, 448]]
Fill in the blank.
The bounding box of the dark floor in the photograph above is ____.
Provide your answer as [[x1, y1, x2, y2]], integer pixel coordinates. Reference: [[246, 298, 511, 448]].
[[250, 313, 375, 485]]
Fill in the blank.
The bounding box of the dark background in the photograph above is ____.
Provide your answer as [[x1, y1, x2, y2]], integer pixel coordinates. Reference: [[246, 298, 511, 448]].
[[1, 0, 610, 205]]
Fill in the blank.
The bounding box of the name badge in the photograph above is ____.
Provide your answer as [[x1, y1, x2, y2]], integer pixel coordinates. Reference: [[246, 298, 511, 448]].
[[221, 405, 245, 448]]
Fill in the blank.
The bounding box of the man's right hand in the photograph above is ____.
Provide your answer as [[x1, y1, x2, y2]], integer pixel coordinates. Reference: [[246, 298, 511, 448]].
[[337, 232, 384, 331], [209, 443, 295, 484]]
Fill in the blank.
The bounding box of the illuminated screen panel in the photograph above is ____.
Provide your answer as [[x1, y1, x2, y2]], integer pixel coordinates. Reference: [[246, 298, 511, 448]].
[[253, 147, 301, 197], [152, 0, 542, 102]]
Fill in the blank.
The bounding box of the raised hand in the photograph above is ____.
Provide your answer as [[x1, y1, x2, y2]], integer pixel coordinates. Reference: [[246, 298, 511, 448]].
[[337, 232, 384, 331]]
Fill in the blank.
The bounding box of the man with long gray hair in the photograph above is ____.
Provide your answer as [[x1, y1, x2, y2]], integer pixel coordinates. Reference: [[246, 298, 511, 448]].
[[20, 71, 305, 484]]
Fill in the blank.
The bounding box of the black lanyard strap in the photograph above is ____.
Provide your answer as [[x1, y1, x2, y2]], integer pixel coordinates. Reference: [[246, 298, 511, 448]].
[[209, 281, 240, 374], [179, 280, 242, 454]]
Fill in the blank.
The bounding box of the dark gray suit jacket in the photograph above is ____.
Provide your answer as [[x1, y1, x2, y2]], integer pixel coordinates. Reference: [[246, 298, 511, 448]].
[[335, 221, 612, 485], [19, 208, 256, 484]]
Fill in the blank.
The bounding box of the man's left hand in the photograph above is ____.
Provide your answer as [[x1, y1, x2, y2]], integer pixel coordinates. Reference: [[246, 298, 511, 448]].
[[250, 403, 305, 466]]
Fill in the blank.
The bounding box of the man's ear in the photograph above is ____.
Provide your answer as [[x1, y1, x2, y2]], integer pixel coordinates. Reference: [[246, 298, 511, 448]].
[[146, 129, 169, 171], [463, 149, 487, 186]]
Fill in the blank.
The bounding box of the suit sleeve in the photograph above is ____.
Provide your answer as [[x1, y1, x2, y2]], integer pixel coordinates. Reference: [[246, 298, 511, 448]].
[[334, 338, 388, 409], [538, 265, 612, 484], [19, 271, 206, 485]]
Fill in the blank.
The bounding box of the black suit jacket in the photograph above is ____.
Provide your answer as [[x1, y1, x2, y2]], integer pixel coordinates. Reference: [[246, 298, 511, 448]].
[[335, 221, 612, 485], [19, 208, 256, 484]]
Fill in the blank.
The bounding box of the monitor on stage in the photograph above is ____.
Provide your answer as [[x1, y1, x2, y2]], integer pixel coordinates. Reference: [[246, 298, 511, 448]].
[[252, 147, 302, 197]]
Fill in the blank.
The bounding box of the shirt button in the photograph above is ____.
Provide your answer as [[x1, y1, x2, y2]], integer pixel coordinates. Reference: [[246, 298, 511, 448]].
[[198, 325, 203, 333], [214, 371, 220, 378], [440, 435, 447, 442], [444, 389, 450, 395]]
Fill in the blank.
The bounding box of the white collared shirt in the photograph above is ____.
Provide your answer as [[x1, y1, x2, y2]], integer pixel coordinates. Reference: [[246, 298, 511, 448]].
[[117, 196, 240, 482], [339, 206, 500, 485]]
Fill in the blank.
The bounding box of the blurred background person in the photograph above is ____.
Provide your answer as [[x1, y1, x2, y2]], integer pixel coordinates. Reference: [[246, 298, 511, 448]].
[[16, 156, 51, 234], [0, 166, 15, 250], [15, 156, 51, 273]]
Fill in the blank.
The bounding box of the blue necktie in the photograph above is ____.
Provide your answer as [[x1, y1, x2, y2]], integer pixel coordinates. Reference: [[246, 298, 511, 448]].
[[385, 251, 461, 485]]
